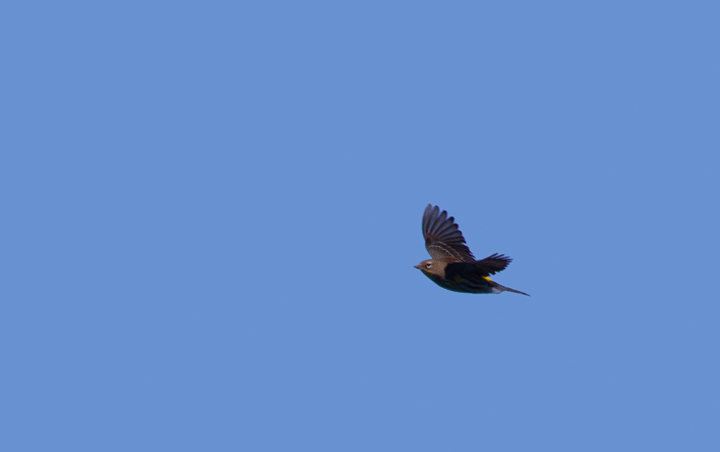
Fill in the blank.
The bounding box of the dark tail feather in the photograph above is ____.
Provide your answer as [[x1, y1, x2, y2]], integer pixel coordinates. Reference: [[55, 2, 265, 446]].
[[491, 281, 530, 296]]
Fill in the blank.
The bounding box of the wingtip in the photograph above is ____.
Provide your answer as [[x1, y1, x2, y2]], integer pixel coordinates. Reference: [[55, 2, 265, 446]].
[[423, 203, 434, 220]]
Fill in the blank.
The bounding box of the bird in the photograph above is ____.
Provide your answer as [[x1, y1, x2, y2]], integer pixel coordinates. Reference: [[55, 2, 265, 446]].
[[415, 204, 529, 296]]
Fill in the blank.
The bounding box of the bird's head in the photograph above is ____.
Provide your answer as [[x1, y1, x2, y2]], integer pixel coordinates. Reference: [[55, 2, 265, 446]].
[[414, 259, 447, 277]]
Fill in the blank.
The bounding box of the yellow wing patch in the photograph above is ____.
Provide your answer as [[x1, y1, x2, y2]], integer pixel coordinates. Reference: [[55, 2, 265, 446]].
[[482, 276, 494, 282]]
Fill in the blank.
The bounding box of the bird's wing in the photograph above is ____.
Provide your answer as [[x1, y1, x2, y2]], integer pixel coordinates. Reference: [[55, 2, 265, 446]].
[[422, 204, 475, 262], [474, 253, 512, 275]]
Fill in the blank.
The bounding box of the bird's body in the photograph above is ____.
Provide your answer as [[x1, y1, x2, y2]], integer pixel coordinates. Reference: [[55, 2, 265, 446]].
[[424, 261, 499, 294], [415, 204, 529, 296]]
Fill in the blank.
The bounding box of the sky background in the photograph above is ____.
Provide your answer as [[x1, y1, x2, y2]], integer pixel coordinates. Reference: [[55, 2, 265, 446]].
[[2, 1, 719, 451]]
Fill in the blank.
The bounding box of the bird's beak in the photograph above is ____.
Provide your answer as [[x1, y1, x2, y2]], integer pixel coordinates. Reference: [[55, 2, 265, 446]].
[[413, 264, 420, 269]]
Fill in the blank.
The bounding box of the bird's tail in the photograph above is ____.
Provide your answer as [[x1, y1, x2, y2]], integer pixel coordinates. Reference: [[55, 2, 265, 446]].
[[490, 281, 530, 296]]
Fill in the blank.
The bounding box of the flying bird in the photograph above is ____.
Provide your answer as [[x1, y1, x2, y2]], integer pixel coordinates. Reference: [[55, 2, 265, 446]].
[[415, 204, 529, 296]]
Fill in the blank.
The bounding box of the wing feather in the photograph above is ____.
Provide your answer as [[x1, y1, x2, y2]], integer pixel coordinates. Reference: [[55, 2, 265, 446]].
[[474, 253, 512, 275], [422, 204, 475, 262]]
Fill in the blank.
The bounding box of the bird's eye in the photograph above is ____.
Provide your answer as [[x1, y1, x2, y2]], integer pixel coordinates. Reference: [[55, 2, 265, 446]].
[[426, 263, 432, 269]]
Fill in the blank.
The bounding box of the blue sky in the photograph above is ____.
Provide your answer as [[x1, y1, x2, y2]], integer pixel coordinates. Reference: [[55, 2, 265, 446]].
[[2, 1, 719, 450]]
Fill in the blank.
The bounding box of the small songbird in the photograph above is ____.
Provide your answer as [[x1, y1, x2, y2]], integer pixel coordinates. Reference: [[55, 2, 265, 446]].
[[415, 204, 529, 296]]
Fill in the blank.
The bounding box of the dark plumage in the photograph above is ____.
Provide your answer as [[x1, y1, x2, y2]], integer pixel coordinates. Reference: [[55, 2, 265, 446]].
[[415, 204, 529, 296]]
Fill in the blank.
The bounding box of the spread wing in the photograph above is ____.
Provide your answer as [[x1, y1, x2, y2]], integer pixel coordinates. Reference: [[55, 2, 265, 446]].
[[474, 253, 512, 275], [422, 204, 475, 262]]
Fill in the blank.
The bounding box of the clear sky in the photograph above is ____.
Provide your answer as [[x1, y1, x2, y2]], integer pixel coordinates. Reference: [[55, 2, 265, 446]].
[[2, 1, 719, 451]]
